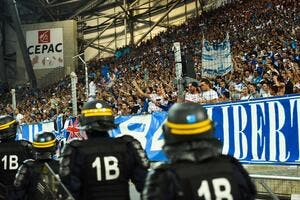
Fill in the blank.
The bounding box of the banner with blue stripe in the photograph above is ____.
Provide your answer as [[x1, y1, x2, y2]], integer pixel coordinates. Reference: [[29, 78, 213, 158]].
[[18, 94, 300, 164]]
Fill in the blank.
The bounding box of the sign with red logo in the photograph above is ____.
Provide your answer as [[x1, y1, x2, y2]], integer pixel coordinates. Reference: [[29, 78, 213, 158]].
[[38, 30, 51, 43], [26, 28, 64, 69]]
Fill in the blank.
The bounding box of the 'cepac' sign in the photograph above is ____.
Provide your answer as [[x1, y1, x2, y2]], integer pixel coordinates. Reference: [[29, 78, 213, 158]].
[[26, 28, 64, 69]]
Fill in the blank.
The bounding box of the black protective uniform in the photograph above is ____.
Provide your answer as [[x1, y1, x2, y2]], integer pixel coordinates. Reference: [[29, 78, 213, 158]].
[[143, 141, 256, 200], [59, 100, 149, 200], [11, 131, 59, 200], [11, 159, 59, 200], [143, 102, 256, 200], [0, 115, 32, 200]]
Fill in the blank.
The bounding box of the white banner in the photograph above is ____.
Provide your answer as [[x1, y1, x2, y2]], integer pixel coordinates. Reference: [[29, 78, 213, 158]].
[[26, 28, 64, 69], [201, 34, 232, 78]]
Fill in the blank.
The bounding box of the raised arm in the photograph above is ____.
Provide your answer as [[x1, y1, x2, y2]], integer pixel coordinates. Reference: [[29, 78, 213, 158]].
[[133, 80, 151, 98]]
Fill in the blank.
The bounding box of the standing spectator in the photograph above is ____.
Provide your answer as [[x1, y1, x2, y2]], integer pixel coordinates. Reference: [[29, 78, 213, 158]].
[[240, 87, 251, 100], [200, 79, 219, 103], [184, 82, 202, 103], [244, 70, 253, 84], [248, 83, 260, 99], [89, 77, 97, 100], [282, 70, 294, 94], [14, 108, 24, 124], [259, 82, 272, 98], [143, 102, 256, 199], [251, 70, 263, 85], [217, 79, 230, 98], [59, 100, 149, 200], [133, 80, 168, 113]]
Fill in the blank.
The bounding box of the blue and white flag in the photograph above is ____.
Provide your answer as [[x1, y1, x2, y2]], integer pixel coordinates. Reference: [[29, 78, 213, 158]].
[[202, 33, 233, 77], [18, 94, 300, 164]]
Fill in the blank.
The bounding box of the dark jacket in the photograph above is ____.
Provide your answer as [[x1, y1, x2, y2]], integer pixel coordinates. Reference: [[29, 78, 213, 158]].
[[59, 134, 150, 200], [143, 140, 256, 200], [10, 159, 59, 200], [0, 140, 32, 200]]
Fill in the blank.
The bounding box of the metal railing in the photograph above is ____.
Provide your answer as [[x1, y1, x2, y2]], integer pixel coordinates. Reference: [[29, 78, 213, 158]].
[[250, 174, 300, 200]]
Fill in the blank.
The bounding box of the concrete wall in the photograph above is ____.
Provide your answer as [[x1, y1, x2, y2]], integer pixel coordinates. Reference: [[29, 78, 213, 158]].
[[16, 20, 77, 88]]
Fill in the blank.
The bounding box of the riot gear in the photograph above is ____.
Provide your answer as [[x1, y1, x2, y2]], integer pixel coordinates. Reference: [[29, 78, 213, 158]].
[[60, 99, 149, 200], [143, 102, 256, 200], [11, 132, 59, 200], [0, 116, 32, 199], [163, 102, 214, 145], [32, 131, 57, 160], [79, 100, 115, 133], [0, 115, 18, 141]]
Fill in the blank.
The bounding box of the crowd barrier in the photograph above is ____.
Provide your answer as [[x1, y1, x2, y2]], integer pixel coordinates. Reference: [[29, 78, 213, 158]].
[[18, 94, 300, 164]]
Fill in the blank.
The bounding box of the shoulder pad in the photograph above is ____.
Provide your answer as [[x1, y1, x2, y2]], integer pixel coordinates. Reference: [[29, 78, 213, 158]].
[[220, 155, 242, 166], [14, 161, 33, 187], [68, 138, 82, 147], [19, 140, 33, 148], [23, 159, 35, 166], [122, 136, 150, 169], [222, 155, 257, 196], [119, 135, 135, 142], [153, 163, 170, 171], [59, 144, 75, 177], [143, 163, 184, 199], [61, 143, 75, 156]]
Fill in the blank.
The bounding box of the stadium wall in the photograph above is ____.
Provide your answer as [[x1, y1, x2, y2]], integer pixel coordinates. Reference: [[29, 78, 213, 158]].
[[16, 20, 77, 88]]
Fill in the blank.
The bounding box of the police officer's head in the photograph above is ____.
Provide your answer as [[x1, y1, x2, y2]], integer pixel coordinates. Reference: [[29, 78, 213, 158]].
[[163, 102, 215, 145], [79, 99, 115, 135], [32, 131, 57, 160], [0, 115, 18, 142]]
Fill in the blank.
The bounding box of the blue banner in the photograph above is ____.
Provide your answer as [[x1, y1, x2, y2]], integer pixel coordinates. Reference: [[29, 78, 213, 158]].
[[19, 95, 300, 164]]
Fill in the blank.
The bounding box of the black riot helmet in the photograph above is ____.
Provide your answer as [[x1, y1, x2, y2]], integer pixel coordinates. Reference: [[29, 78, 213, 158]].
[[79, 99, 115, 134], [32, 131, 57, 160], [163, 102, 215, 145], [0, 115, 18, 141]]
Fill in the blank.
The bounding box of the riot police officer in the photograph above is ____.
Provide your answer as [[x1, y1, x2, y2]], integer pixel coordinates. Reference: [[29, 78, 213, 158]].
[[0, 115, 32, 200], [59, 99, 149, 200], [143, 102, 256, 200], [11, 131, 60, 200]]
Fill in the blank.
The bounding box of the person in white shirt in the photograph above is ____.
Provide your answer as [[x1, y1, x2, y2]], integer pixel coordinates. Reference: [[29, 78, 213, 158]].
[[259, 82, 272, 98], [89, 77, 97, 99], [15, 108, 24, 124], [184, 82, 202, 103], [244, 70, 253, 83], [133, 80, 168, 113], [199, 79, 219, 104], [240, 87, 250, 100]]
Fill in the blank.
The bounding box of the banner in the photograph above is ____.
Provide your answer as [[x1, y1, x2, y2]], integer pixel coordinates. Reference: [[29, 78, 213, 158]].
[[19, 95, 300, 164], [26, 28, 64, 69], [201, 33, 232, 77]]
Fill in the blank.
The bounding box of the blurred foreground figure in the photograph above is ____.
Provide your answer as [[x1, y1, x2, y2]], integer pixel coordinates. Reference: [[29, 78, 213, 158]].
[[143, 102, 256, 200], [60, 99, 149, 200], [11, 131, 60, 200], [0, 115, 32, 200]]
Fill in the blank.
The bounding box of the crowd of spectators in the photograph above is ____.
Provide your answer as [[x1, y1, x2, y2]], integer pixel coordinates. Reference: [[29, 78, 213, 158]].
[[0, 0, 299, 124]]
